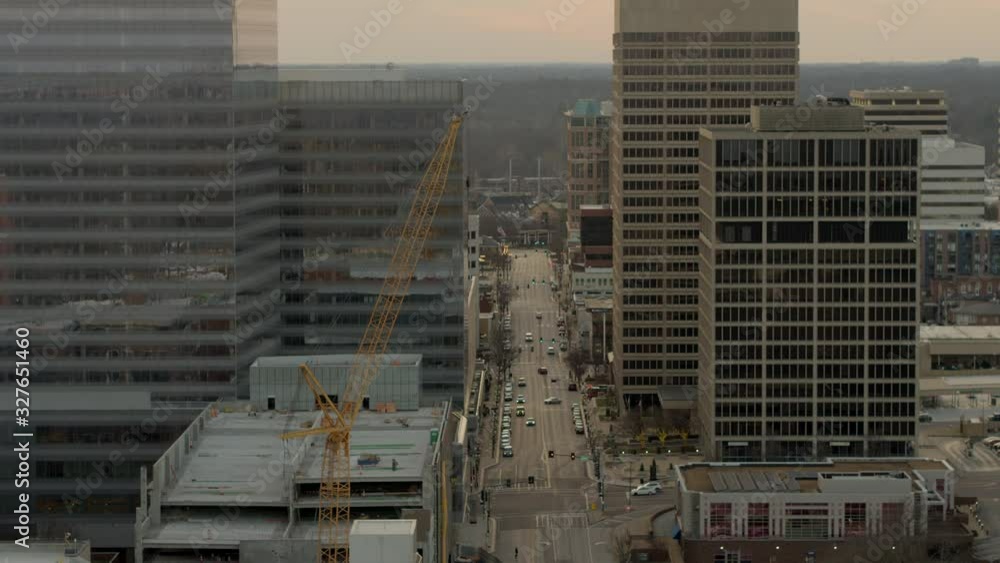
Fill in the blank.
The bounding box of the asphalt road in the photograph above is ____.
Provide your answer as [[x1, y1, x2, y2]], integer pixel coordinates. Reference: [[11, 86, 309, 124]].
[[484, 249, 668, 563]]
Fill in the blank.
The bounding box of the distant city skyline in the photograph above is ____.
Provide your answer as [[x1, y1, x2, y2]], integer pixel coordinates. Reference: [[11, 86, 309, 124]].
[[279, 0, 1000, 65]]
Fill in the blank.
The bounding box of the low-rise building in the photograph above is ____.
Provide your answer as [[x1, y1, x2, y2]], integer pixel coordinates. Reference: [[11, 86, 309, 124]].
[[675, 458, 974, 563]]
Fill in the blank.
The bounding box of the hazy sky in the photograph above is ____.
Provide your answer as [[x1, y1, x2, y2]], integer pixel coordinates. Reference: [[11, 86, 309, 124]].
[[278, 0, 999, 65]]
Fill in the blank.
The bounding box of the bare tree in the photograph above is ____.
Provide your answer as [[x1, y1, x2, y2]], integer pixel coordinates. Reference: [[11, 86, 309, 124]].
[[565, 347, 589, 382], [621, 408, 643, 439], [611, 531, 632, 563]]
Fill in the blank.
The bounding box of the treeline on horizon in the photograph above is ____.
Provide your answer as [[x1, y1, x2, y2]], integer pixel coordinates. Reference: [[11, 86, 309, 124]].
[[406, 62, 1000, 180]]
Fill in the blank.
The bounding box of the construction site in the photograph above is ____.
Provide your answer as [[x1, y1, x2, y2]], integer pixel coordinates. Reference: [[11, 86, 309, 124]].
[[134, 355, 449, 563]]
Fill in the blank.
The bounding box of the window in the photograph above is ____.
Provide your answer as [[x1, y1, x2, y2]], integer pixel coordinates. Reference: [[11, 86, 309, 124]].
[[845, 502, 866, 536], [708, 503, 733, 538], [748, 503, 769, 538]]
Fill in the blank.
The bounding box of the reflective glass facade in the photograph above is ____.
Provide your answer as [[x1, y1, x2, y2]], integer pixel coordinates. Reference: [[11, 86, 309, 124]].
[[0, 0, 280, 401]]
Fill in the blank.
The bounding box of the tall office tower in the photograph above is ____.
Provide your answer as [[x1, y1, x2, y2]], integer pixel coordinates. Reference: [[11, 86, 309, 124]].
[[920, 136, 986, 220], [850, 88, 949, 136], [698, 103, 921, 462], [278, 69, 468, 405], [565, 99, 612, 246], [0, 0, 278, 553], [0, 0, 280, 402], [611, 0, 799, 407]]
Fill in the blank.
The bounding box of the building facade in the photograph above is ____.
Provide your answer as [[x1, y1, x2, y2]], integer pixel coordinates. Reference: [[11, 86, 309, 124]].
[[0, 0, 281, 402], [850, 88, 949, 136], [698, 104, 921, 462], [277, 74, 468, 405], [611, 0, 800, 407], [675, 458, 969, 563], [920, 136, 986, 220], [565, 99, 612, 244]]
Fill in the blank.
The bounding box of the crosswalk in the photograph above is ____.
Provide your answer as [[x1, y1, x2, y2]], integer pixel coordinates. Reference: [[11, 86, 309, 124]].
[[937, 440, 1000, 472]]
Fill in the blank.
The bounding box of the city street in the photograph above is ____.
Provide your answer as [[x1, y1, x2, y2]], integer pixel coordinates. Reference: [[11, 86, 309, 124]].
[[481, 249, 668, 563]]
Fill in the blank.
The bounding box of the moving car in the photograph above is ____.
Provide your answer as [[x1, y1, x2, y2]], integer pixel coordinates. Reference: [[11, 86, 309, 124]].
[[919, 412, 933, 422], [631, 484, 658, 496], [547, 346, 556, 355], [543, 397, 562, 405], [525, 332, 533, 342], [550, 375, 557, 382], [536, 311, 543, 319], [517, 377, 527, 387], [516, 395, 526, 404], [538, 366, 548, 375], [639, 481, 663, 492], [516, 406, 525, 417], [526, 418, 536, 427]]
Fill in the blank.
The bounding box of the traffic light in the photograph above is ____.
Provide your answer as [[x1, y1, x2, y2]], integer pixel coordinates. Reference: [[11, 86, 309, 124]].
[[548, 450, 555, 458], [539, 337, 543, 342], [570, 452, 576, 460]]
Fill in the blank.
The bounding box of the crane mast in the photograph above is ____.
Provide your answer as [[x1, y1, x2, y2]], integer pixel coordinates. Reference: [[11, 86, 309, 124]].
[[282, 113, 465, 563]]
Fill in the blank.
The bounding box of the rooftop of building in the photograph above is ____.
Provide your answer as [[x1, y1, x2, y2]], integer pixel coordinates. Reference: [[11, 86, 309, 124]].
[[703, 101, 921, 137], [278, 64, 407, 82], [921, 324, 1000, 341], [564, 98, 613, 118], [952, 301, 1000, 316], [351, 519, 416, 536], [250, 354, 422, 369], [921, 218, 998, 231], [0, 540, 92, 562], [160, 403, 444, 507], [850, 87, 946, 97], [679, 458, 951, 494]]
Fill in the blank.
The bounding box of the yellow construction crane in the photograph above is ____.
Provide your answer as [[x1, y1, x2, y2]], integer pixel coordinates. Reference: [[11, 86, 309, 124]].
[[282, 112, 465, 563]]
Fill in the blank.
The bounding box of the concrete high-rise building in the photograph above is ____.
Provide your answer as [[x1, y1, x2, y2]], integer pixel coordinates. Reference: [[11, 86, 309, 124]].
[[277, 70, 468, 405], [698, 103, 921, 462], [0, 0, 281, 402], [612, 0, 800, 407], [565, 99, 612, 245], [920, 136, 987, 220], [0, 0, 278, 553], [850, 88, 949, 136]]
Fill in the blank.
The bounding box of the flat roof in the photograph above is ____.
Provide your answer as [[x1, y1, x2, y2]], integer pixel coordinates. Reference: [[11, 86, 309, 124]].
[[921, 325, 1000, 341], [251, 354, 422, 369], [161, 405, 443, 507], [0, 542, 91, 562], [351, 519, 416, 536], [680, 458, 949, 493]]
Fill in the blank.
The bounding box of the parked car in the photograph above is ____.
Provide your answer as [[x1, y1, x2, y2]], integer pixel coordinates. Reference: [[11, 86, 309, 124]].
[[919, 412, 933, 422], [544, 397, 562, 405], [559, 341, 568, 351], [502, 447, 514, 458], [639, 481, 663, 492]]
